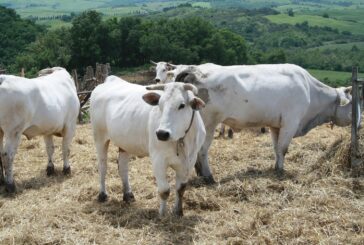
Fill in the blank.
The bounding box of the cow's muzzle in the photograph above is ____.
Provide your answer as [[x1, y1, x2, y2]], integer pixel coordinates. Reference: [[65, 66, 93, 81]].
[[156, 130, 170, 141], [155, 78, 161, 83]]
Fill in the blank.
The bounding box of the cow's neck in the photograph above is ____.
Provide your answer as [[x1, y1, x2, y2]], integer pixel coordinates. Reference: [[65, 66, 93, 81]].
[[297, 85, 338, 137]]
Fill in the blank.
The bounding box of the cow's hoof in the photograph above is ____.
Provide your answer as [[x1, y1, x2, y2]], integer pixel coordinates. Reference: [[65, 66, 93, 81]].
[[228, 129, 234, 139], [5, 182, 16, 193], [173, 209, 184, 217], [202, 175, 216, 185], [63, 166, 71, 175], [98, 192, 108, 202], [194, 164, 203, 176], [46, 166, 55, 176], [123, 192, 135, 203], [274, 167, 284, 178]]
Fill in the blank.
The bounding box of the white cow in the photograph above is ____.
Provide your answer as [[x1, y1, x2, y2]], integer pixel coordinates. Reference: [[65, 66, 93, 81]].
[[0, 67, 79, 192], [173, 64, 357, 182], [90, 77, 206, 216]]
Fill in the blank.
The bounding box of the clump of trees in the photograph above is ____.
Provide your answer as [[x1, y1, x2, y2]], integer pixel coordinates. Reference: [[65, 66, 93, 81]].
[[13, 11, 249, 75], [0, 6, 44, 68]]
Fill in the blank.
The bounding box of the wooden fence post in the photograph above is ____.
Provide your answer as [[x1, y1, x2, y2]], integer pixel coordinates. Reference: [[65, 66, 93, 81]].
[[351, 66, 360, 167], [20, 68, 25, 77]]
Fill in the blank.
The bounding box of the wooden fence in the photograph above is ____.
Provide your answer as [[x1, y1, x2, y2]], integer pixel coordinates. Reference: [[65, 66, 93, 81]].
[[351, 66, 364, 168], [73, 63, 110, 123]]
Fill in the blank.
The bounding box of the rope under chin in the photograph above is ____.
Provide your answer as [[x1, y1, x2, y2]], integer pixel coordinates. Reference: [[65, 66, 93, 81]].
[[176, 110, 195, 156]]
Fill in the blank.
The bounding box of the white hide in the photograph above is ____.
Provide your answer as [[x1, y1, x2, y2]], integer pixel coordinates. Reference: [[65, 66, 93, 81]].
[[0, 68, 79, 191], [175, 64, 356, 178], [90, 76, 206, 216]]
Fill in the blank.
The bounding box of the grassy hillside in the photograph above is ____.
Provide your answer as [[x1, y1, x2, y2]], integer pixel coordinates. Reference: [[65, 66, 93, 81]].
[[0, 0, 187, 19], [266, 13, 364, 35], [308, 69, 359, 87]]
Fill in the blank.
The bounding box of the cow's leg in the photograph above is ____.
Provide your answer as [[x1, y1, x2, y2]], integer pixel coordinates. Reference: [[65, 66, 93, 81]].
[[44, 135, 55, 176], [96, 139, 110, 202], [2, 131, 21, 193], [227, 127, 234, 138], [173, 167, 188, 217], [270, 127, 280, 170], [195, 122, 218, 184], [0, 129, 4, 185], [219, 124, 225, 137], [275, 125, 296, 173], [152, 157, 169, 216], [61, 126, 75, 175], [117, 149, 135, 203]]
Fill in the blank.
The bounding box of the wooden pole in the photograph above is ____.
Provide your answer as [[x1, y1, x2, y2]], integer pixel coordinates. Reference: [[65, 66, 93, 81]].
[[351, 66, 360, 167], [20, 68, 25, 77]]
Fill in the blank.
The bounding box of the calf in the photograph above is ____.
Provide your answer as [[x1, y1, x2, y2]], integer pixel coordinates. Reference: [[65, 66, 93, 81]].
[[0, 67, 79, 192], [90, 77, 206, 216]]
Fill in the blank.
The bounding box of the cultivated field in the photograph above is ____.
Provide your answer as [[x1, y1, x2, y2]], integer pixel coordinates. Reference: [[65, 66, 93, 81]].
[[0, 123, 363, 244]]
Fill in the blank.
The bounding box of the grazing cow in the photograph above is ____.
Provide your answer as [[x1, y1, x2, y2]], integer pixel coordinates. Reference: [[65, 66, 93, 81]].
[[174, 64, 358, 182], [90, 77, 206, 216], [0, 67, 79, 192]]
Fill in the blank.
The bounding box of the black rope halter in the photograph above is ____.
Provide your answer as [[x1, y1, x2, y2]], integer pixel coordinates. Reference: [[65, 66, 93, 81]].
[[176, 110, 195, 156]]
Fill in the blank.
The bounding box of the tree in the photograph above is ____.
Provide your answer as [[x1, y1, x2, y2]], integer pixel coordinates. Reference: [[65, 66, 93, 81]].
[[0, 6, 44, 70], [70, 11, 103, 68], [287, 9, 294, 17], [13, 28, 72, 76]]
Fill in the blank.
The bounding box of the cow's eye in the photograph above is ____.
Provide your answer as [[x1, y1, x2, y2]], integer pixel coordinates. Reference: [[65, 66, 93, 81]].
[[178, 103, 185, 110], [162, 69, 166, 72]]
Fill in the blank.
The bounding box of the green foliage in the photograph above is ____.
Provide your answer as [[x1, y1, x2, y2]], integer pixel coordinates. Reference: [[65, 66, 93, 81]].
[[0, 6, 43, 68], [70, 11, 104, 68], [67, 14, 248, 69], [12, 28, 71, 76]]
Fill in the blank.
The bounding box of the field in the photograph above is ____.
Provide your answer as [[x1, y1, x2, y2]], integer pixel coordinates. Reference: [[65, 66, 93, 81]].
[[265, 13, 364, 35], [0, 123, 363, 244], [0, 0, 187, 19]]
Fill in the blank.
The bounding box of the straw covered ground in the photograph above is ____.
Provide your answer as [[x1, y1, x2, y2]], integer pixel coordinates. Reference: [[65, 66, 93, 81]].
[[0, 123, 363, 244]]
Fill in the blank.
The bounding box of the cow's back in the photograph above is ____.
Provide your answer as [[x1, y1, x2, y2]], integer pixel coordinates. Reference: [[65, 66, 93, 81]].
[[0, 70, 79, 137], [200, 64, 312, 129]]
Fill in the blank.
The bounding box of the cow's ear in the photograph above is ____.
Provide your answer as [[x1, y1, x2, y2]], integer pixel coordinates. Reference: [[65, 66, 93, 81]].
[[143, 92, 160, 106], [190, 97, 205, 110]]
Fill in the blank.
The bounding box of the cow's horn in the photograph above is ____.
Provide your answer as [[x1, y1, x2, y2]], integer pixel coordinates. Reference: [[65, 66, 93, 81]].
[[146, 84, 165, 91], [167, 63, 177, 68], [183, 83, 198, 95], [150, 60, 158, 65]]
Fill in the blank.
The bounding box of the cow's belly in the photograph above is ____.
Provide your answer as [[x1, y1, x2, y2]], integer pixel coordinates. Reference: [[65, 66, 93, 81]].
[[23, 124, 64, 139], [223, 112, 282, 130]]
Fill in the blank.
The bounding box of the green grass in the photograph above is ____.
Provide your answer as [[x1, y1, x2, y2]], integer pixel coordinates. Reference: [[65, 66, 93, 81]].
[[192, 2, 211, 8], [308, 69, 364, 87], [308, 41, 364, 51], [266, 13, 364, 35]]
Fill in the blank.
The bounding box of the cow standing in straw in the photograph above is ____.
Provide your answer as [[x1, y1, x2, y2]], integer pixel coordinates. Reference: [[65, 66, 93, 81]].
[[0, 67, 79, 193], [90, 76, 206, 216]]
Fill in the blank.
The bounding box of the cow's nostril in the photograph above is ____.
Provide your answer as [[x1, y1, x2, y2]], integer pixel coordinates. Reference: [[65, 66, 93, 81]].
[[155, 78, 161, 83], [156, 130, 170, 141]]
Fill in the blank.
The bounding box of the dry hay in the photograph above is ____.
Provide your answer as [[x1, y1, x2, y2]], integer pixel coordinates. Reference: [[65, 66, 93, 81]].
[[0, 124, 363, 244]]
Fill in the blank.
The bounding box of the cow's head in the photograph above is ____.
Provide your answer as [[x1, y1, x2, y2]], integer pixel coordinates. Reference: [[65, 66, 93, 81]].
[[143, 82, 205, 141], [150, 60, 176, 84], [334, 86, 361, 127]]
